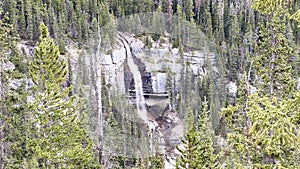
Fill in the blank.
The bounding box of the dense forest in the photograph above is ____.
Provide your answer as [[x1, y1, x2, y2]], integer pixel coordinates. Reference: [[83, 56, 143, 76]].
[[1, 0, 300, 168]]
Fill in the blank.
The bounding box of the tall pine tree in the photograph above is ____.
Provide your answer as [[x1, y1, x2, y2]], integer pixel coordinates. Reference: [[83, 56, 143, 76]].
[[27, 23, 96, 168]]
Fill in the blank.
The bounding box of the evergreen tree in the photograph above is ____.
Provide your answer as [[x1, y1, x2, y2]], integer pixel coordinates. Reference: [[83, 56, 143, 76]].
[[197, 100, 219, 168], [24, 0, 34, 42], [252, 0, 297, 97], [185, 0, 195, 22], [2, 0, 17, 26], [18, 0, 26, 39], [177, 3, 183, 19], [176, 100, 218, 168], [149, 152, 164, 169], [104, 111, 124, 168], [27, 23, 96, 168], [222, 92, 300, 168], [0, 8, 29, 168], [205, 7, 213, 40], [185, 107, 194, 130], [176, 126, 200, 169], [0, 10, 10, 167]]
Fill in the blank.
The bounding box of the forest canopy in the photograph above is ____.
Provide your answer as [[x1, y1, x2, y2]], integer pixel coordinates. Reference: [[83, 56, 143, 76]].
[[1, 0, 300, 168]]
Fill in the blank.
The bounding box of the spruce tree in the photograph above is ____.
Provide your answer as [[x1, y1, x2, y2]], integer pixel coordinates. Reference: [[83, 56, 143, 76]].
[[197, 100, 219, 168], [0, 8, 29, 168], [185, 0, 195, 22], [149, 152, 164, 169], [24, 0, 34, 42], [252, 0, 296, 97], [18, 0, 26, 39], [27, 23, 96, 168], [0, 9, 10, 168], [176, 126, 200, 169], [176, 100, 219, 168]]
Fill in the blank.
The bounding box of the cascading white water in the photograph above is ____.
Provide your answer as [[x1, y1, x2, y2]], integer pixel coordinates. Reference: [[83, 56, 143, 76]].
[[119, 35, 148, 123], [118, 34, 168, 167]]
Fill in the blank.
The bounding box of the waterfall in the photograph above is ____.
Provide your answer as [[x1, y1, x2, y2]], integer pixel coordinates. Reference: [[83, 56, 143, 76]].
[[118, 33, 168, 167], [118, 34, 148, 123]]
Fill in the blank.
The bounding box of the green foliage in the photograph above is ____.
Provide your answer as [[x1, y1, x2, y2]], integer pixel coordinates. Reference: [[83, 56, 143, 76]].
[[222, 92, 300, 168], [1, 0, 300, 168], [222, 2, 300, 166], [27, 23, 96, 168], [58, 39, 66, 55], [104, 110, 124, 167], [185, 0, 195, 22], [151, 34, 161, 42], [291, 10, 300, 27], [253, 10, 296, 97], [248, 94, 299, 161], [185, 108, 194, 130], [222, 3, 299, 167], [176, 126, 200, 169], [149, 152, 164, 169], [0, 8, 29, 168], [197, 100, 219, 168], [252, 0, 292, 15], [176, 101, 219, 168], [0, 0, 299, 49]]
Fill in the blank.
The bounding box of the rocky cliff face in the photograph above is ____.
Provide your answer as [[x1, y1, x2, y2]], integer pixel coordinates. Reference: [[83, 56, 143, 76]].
[[64, 31, 218, 168], [89, 33, 217, 95]]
